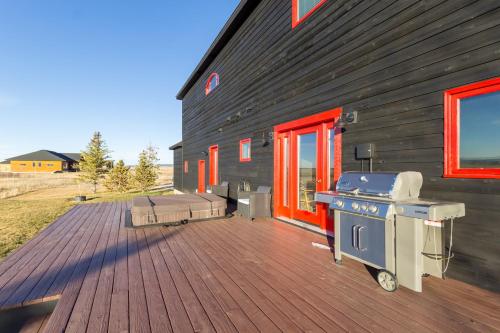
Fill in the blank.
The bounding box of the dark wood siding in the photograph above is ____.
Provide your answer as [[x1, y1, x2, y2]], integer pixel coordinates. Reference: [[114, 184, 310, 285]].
[[180, 0, 500, 291], [172, 147, 183, 191]]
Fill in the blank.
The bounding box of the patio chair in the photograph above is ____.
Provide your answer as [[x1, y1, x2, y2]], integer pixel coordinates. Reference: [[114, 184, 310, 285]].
[[211, 181, 229, 198], [237, 185, 272, 220]]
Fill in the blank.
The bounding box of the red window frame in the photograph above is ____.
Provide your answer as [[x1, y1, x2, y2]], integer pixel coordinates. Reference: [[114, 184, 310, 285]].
[[205, 72, 219, 95], [292, 0, 327, 28], [184, 160, 188, 173], [444, 77, 500, 179], [239, 138, 252, 162]]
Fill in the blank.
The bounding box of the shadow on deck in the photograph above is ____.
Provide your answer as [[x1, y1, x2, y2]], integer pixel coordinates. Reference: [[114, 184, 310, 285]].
[[0, 202, 498, 332]]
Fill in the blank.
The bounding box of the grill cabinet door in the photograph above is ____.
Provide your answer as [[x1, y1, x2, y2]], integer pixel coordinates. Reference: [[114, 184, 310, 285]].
[[339, 213, 386, 268]]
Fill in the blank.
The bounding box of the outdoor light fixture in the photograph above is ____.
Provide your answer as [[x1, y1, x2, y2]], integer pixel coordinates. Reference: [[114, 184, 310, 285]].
[[261, 131, 272, 147], [344, 111, 359, 124], [336, 111, 359, 128], [201, 151, 208, 157]]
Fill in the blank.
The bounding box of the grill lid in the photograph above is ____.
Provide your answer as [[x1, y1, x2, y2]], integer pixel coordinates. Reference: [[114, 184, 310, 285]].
[[336, 171, 423, 201]]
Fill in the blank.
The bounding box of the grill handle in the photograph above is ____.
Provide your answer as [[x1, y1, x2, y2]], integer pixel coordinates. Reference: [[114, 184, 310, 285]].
[[352, 225, 359, 249], [358, 226, 367, 251]]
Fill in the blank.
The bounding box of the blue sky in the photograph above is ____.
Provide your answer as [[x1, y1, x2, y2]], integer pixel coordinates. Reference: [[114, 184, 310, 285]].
[[0, 0, 239, 164]]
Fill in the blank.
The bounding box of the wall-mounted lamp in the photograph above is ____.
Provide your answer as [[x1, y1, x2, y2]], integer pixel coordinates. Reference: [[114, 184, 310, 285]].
[[201, 151, 208, 157], [336, 111, 359, 129], [261, 132, 269, 147]]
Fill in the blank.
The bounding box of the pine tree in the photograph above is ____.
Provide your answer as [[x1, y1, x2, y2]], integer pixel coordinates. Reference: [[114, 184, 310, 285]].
[[134, 145, 160, 192], [104, 160, 131, 193], [79, 131, 111, 193]]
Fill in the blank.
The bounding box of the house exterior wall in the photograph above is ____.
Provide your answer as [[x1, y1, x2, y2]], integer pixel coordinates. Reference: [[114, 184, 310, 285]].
[[10, 160, 64, 173], [178, 0, 500, 291], [172, 148, 183, 190]]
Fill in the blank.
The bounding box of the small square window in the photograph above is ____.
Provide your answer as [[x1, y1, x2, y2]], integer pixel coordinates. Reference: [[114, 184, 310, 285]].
[[444, 77, 500, 179], [292, 0, 327, 28], [184, 160, 189, 173], [240, 139, 252, 162]]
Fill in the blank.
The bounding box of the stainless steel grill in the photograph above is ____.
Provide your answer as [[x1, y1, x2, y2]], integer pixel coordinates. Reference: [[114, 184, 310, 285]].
[[315, 171, 465, 292]]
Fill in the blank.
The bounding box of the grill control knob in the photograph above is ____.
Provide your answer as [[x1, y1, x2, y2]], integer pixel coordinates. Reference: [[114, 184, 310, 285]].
[[335, 200, 344, 208], [351, 202, 360, 210], [361, 204, 368, 211], [368, 205, 379, 214]]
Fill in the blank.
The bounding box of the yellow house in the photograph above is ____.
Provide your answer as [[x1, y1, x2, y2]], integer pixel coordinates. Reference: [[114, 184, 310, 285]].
[[2, 150, 80, 173]]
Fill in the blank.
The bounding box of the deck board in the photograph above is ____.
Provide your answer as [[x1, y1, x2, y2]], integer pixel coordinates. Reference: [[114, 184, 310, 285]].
[[143, 228, 194, 333], [108, 202, 131, 333], [8, 205, 96, 309], [0, 206, 82, 306], [43, 203, 114, 332], [0, 203, 498, 333], [86, 201, 123, 333], [235, 217, 492, 333]]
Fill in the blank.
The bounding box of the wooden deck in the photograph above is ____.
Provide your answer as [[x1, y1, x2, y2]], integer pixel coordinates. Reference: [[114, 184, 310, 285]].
[[0, 202, 499, 332]]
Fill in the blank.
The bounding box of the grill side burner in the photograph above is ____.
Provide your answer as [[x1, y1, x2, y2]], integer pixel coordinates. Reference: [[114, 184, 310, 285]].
[[315, 171, 465, 293]]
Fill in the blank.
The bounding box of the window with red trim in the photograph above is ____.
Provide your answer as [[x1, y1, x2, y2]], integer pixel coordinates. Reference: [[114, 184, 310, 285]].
[[444, 77, 500, 179], [205, 72, 219, 95], [184, 160, 188, 173], [239, 138, 251, 162], [292, 0, 327, 28]]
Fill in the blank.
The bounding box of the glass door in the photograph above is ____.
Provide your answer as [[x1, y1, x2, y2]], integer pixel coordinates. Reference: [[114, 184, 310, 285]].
[[273, 109, 342, 230], [276, 132, 291, 217], [291, 125, 323, 224]]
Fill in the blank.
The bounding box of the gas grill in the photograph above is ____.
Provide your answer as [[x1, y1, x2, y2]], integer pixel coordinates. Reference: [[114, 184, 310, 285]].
[[315, 171, 465, 292]]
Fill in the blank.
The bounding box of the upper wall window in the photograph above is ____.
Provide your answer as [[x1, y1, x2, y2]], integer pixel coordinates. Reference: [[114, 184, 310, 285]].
[[205, 72, 219, 95], [444, 77, 500, 179], [292, 0, 327, 28], [240, 138, 252, 162]]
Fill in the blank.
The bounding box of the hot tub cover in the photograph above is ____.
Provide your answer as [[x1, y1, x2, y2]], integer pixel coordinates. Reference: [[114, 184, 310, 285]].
[[131, 194, 227, 227]]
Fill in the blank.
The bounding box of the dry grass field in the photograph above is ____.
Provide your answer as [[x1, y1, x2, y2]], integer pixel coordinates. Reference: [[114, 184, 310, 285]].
[[0, 172, 79, 199], [0, 166, 173, 259]]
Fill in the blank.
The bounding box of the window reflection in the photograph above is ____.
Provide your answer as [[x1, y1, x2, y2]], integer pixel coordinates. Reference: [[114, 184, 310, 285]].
[[329, 128, 335, 190], [298, 133, 317, 213], [459, 91, 500, 168], [298, 0, 322, 19]]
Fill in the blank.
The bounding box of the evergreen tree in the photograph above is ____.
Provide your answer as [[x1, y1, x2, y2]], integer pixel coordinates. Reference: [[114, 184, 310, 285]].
[[79, 131, 111, 193], [104, 160, 131, 193], [134, 145, 160, 192]]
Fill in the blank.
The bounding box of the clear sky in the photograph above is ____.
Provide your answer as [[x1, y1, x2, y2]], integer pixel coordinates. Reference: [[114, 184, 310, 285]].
[[0, 0, 239, 164]]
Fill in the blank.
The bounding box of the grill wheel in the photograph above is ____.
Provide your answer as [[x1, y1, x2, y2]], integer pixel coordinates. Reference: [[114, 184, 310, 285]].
[[377, 270, 398, 292]]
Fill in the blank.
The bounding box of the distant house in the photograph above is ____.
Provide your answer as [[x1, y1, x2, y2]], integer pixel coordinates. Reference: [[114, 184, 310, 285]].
[[1, 150, 81, 173]]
